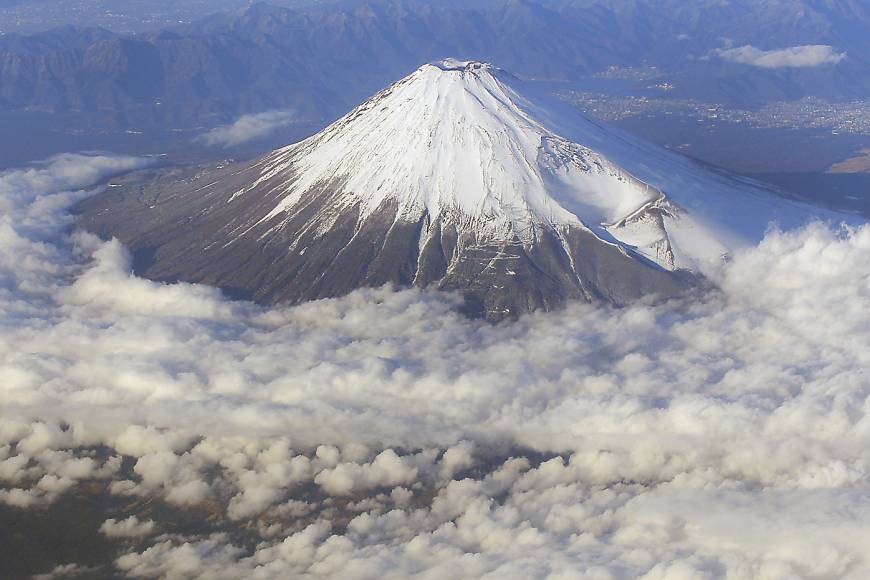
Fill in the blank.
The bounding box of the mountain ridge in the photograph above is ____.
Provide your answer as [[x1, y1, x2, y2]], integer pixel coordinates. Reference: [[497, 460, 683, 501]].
[[2, 0, 869, 131]]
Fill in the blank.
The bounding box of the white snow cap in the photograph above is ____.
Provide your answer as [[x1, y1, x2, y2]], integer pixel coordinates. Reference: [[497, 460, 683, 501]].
[[251, 59, 854, 272]]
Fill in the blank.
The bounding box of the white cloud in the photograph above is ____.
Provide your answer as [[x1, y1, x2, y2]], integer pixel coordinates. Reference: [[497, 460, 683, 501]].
[[100, 516, 157, 539], [32, 564, 103, 579], [712, 44, 847, 68], [1, 154, 870, 577], [62, 237, 237, 319], [314, 449, 419, 496], [200, 110, 296, 148]]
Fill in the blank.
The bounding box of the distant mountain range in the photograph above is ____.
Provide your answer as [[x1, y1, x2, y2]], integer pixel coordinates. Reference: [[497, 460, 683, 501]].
[[1, 0, 869, 134], [77, 60, 855, 319]]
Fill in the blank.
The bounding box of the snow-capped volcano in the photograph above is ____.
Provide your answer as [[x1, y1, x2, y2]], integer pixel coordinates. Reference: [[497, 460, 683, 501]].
[[251, 59, 672, 264], [233, 58, 685, 273], [78, 59, 853, 319]]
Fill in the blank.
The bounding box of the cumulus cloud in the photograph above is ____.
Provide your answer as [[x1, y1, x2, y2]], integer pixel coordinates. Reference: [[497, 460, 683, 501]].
[[314, 449, 419, 496], [100, 516, 157, 539], [712, 44, 847, 68], [1, 154, 870, 577], [32, 564, 103, 579], [62, 238, 236, 319], [200, 110, 297, 148]]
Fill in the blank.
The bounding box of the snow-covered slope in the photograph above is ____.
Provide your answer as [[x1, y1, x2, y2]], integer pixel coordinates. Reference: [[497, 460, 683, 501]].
[[233, 59, 848, 273], [77, 59, 858, 319], [240, 59, 677, 269]]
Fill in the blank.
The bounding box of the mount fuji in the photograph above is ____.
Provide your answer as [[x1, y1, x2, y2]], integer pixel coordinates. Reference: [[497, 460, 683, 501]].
[[78, 59, 854, 319]]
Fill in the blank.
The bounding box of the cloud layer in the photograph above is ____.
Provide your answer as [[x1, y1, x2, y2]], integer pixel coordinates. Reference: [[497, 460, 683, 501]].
[[1, 155, 869, 578], [713, 44, 847, 68], [200, 110, 297, 148]]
